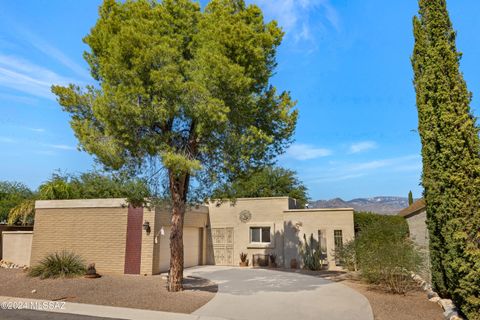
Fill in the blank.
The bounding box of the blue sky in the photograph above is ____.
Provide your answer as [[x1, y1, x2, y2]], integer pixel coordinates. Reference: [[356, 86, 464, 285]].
[[0, 0, 479, 200]]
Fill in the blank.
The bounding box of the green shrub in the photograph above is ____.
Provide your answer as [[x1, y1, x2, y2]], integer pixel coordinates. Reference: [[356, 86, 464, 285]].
[[300, 233, 323, 271], [0, 181, 34, 223], [334, 240, 358, 271], [29, 251, 86, 279], [338, 219, 423, 294], [38, 172, 150, 207], [354, 212, 409, 237]]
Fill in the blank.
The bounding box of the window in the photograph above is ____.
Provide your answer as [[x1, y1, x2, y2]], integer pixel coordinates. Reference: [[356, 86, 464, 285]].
[[318, 229, 327, 262], [250, 227, 271, 243], [334, 230, 343, 266]]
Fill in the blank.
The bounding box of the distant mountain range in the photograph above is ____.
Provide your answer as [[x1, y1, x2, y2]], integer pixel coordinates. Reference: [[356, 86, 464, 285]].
[[309, 196, 411, 215]]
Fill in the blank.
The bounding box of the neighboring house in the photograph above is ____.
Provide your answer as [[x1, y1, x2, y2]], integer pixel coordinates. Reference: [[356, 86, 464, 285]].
[[30, 197, 354, 275], [398, 198, 430, 282]]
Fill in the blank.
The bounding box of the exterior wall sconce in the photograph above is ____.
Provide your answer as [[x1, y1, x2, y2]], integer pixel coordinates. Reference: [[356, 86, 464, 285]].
[[143, 221, 151, 235]]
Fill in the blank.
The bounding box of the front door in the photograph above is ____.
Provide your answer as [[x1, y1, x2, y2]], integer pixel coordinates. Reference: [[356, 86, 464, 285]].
[[211, 227, 234, 265]]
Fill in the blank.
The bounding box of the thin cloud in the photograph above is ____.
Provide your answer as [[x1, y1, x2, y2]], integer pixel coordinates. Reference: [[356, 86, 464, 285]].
[[26, 127, 45, 133], [0, 92, 38, 105], [310, 173, 366, 183], [1, 16, 90, 80], [0, 136, 16, 143], [286, 143, 332, 160], [44, 144, 76, 151], [349, 141, 378, 154], [253, 0, 340, 44], [34, 150, 56, 156], [345, 155, 419, 172], [304, 155, 421, 183], [23, 31, 90, 80], [0, 54, 77, 100]]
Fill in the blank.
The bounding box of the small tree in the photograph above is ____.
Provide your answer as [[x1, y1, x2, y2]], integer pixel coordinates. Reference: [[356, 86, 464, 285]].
[[7, 199, 35, 226], [0, 181, 33, 223], [412, 0, 480, 316], [408, 190, 413, 206], [52, 0, 297, 291]]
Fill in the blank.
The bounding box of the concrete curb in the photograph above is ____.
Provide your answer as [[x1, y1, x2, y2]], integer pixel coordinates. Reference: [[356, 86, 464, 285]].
[[0, 296, 227, 320]]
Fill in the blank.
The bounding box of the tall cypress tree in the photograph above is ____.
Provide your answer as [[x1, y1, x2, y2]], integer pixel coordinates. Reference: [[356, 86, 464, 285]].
[[412, 1, 480, 318], [408, 190, 414, 206]]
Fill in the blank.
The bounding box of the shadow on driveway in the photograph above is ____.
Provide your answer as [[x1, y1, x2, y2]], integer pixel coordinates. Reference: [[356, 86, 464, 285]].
[[186, 266, 374, 320]]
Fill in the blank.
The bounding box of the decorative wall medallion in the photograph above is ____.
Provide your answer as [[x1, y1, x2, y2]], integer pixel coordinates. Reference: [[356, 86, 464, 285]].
[[239, 210, 252, 223]]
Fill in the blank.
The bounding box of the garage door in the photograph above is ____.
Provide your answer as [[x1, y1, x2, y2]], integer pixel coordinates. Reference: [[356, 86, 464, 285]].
[[158, 227, 201, 272]]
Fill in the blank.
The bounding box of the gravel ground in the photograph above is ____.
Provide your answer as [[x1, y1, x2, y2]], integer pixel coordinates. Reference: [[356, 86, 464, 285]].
[[0, 268, 217, 313], [275, 268, 443, 320], [341, 279, 443, 320]]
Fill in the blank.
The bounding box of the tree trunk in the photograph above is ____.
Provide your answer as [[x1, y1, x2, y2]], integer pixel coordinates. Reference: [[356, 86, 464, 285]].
[[167, 171, 189, 292]]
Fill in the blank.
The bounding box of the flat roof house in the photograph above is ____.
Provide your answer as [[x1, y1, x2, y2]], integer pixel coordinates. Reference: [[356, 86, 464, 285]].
[[30, 197, 354, 275], [398, 198, 430, 282]]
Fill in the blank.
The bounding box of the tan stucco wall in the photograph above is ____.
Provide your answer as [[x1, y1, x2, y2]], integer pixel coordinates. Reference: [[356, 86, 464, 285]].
[[152, 206, 208, 274], [2, 231, 33, 266], [31, 199, 129, 274], [207, 197, 289, 266], [405, 209, 431, 283], [283, 209, 354, 270], [30, 197, 353, 274], [206, 197, 354, 270], [405, 209, 429, 249]]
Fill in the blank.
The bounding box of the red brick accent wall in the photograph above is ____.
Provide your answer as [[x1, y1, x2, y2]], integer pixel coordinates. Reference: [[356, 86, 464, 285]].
[[124, 206, 143, 274]]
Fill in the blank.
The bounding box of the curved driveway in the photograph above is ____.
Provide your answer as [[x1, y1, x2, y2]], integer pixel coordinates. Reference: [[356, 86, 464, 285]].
[[186, 266, 373, 320]]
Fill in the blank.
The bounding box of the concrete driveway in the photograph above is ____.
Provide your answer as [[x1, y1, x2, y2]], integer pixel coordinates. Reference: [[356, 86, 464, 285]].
[[186, 266, 373, 320]]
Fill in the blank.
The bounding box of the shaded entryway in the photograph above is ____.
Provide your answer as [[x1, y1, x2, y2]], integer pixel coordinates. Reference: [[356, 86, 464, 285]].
[[186, 266, 374, 320], [157, 227, 202, 272]]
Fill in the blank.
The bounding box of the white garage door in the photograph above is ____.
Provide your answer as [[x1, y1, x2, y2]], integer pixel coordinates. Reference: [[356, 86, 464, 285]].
[[158, 227, 201, 272]]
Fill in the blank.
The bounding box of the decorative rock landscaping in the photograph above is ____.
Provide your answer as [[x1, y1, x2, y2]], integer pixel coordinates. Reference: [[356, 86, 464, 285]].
[[0, 259, 26, 269], [411, 273, 464, 320]]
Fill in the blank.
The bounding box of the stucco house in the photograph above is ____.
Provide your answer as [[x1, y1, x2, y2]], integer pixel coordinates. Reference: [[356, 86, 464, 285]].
[[30, 197, 354, 275], [398, 198, 430, 282]]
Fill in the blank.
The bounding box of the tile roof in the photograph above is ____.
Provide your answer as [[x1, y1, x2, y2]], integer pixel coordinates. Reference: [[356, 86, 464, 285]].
[[398, 198, 426, 217]]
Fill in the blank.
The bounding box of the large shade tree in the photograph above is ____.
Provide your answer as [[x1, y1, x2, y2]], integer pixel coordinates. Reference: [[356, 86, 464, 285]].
[[213, 166, 308, 207], [52, 0, 297, 291], [412, 0, 480, 317]]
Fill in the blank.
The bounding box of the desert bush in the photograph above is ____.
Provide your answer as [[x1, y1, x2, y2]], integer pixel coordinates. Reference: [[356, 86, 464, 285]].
[[354, 211, 409, 237], [337, 219, 423, 294], [334, 240, 358, 271], [29, 251, 86, 279], [300, 233, 323, 271]]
